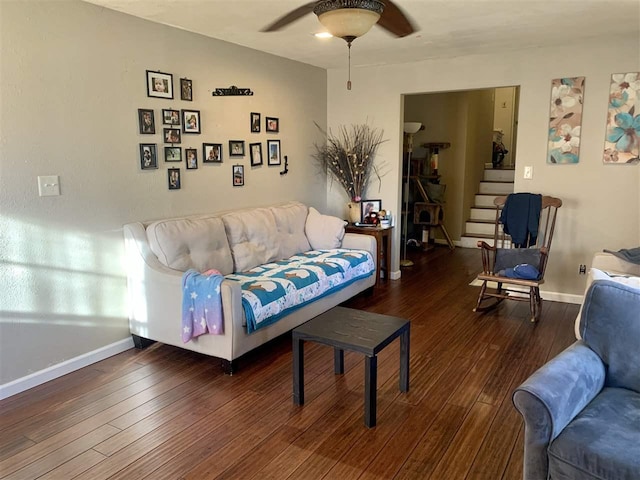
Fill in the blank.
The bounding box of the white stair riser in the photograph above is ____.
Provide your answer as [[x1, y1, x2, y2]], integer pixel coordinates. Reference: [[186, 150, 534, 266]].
[[475, 194, 500, 207], [484, 169, 515, 182], [479, 182, 514, 194], [469, 208, 497, 221], [459, 236, 512, 249], [465, 221, 503, 236]]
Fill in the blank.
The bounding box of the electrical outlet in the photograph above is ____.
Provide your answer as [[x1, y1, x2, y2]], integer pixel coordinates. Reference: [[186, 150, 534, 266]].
[[579, 264, 587, 275], [524, 166, 533, 179]]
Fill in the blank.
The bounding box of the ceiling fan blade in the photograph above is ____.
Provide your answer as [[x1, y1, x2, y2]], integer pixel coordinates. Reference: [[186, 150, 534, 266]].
[[377, 0, 416, 37], [261, 2, 318, 32]]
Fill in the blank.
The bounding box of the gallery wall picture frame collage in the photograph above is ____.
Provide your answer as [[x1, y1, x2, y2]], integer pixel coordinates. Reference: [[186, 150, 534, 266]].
[[139, 70, 285, 188]]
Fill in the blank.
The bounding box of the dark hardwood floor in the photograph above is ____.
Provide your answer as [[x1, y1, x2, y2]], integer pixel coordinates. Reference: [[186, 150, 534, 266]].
[[0, 246, 579, 479]]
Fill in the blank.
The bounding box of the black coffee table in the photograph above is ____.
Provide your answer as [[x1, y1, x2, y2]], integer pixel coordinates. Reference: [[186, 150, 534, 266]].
[[292, 306, 410, 428]]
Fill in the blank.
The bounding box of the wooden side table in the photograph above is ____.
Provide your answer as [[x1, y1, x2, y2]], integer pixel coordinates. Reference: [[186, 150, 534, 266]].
[[345, 225, 393, 287]]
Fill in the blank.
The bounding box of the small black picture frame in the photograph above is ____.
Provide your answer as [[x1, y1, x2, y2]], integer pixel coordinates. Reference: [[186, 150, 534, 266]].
[[203, 143, 222, 163], [140, 144, 157, 169], [180, 78, 193, 101], [182, 109, 201, 134], [162, 109, 180, 126], [361, 199, 382, 222], [267, 139, 281, 165], [164, 128, 181, 144], [146, 70, 173, 99], [168, 168, 181, 190], [229, 140, 245, 157], [250, 142, 263, 166], [266, 117, 279, 132], [185, 148, 198, 169], [233, 164, 244, 186], [164, 146, 182, 162], [138, 108, 155, 134], [251, 112, 261, 133]]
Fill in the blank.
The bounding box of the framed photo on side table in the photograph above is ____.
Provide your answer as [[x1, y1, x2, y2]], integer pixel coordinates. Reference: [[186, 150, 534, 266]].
[[267, 139, 281, 165], [182, 109, 201, 134], [203, 143, 222, 163], [361, 199, 382, 222], [146, 70, 173, 99], [138, 109, 155, 134], [139, 144, 157, 169]]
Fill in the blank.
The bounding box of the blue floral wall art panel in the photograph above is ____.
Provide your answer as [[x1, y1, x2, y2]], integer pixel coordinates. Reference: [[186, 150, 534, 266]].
[[547, 76, 585, 164], [603, 72, 640, 164]]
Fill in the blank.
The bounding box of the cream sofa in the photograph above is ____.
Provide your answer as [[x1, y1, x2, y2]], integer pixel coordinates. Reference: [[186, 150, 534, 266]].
[[123, 201, 376, 372]]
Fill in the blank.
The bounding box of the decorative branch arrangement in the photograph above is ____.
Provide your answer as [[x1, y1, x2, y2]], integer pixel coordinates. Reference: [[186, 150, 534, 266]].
[[312, 123, 386, 202]]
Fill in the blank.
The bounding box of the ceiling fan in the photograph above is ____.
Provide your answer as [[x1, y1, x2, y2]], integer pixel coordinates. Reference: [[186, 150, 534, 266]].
[[262, 0, 416, 41], [262, 1, 416, 89]]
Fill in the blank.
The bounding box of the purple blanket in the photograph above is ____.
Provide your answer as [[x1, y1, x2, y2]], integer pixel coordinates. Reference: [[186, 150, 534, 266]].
[[182, 269, 224, 342]]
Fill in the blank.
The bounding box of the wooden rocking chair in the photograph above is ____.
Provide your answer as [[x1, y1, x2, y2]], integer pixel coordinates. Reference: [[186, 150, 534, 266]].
[[473, 194, 562, 322]]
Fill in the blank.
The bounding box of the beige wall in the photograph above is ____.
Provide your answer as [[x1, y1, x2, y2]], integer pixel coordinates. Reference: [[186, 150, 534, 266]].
[[326, 38, 640, 295], [0, 1, 327, 385]]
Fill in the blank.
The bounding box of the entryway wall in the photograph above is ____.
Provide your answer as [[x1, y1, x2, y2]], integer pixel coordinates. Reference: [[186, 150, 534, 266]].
[[403, 87, 518, 242]]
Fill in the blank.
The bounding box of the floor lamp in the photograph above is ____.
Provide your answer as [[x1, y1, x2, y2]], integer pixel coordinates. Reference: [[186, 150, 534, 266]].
[[401, 122, 422, 267]]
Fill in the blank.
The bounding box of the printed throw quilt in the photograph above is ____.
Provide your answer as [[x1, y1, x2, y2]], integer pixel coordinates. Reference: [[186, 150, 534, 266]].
[[225, 249, 375, 333]]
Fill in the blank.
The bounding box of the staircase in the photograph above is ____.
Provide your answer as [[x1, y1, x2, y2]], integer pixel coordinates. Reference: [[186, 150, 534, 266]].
[[459, 168, 515, 248]]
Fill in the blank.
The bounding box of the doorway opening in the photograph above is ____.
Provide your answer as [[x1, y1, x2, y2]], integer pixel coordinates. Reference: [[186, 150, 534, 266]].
[[400, 86, 520, 251]]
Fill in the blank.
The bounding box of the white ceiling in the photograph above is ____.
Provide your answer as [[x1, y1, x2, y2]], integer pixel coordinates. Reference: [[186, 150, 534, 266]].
[[84, 0, 640, 69]]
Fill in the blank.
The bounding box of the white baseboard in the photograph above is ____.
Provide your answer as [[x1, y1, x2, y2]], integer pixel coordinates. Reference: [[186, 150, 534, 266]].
[[0, 337, 134, 401], [468, 279, 583, 304]]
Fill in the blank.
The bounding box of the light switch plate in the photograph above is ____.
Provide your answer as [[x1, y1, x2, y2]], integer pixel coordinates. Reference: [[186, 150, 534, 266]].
[[38, 175, 60, 196], [523, 166, 533, 179]]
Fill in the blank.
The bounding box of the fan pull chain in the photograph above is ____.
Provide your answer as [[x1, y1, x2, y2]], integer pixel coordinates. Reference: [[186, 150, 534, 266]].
[[347, 42, 352, 91]]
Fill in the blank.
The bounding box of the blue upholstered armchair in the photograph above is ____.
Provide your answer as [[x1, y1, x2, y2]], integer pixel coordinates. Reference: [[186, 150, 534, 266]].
[[513, 280, 640, 480]]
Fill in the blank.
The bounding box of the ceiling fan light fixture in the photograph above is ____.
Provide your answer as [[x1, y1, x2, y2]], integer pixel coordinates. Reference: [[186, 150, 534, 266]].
[[313, 0, 384, 42]]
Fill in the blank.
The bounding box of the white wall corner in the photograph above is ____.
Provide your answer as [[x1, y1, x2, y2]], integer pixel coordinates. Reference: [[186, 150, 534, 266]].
[[0, 337, 134, 401]]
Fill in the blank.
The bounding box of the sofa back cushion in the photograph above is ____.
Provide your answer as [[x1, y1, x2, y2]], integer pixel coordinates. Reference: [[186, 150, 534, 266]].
[[222, 208, 279, 272], [305, 207, 346, 250], [146, 215, 234, 274], [270, 202, 311, 260]]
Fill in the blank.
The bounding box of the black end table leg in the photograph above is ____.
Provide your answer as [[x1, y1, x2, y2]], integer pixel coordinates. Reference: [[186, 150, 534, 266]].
[[400, 326, 410, 393], [364, 355, 377, 428], [293, 335, 304, 405], [334, 348, 344, 374]]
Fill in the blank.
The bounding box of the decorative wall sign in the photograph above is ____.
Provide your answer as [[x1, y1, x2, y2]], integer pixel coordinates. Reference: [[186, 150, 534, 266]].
[[603, 72, 640, 164], [211, 85, 254, 96], [547, 76, 585, 164]]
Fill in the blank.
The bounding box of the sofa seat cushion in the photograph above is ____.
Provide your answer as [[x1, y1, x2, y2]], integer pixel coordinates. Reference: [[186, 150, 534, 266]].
[[548, 387, 640, 480], [270, 202, 311, 260], [222, 207, 279, 272], [146, 215, 234, 274], [225, 249, 375, 333]]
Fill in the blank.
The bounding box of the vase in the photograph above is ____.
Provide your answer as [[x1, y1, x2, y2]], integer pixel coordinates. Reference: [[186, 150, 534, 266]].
[[347, 202, 361, 224]]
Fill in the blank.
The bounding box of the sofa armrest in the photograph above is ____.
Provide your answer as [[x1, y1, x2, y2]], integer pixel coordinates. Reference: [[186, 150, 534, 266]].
[[512, 341, 605, 480], [342, 233, 376, 255]]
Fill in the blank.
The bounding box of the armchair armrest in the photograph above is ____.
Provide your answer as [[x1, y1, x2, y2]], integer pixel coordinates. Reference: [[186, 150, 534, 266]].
[[512, 342, 605, 480]]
